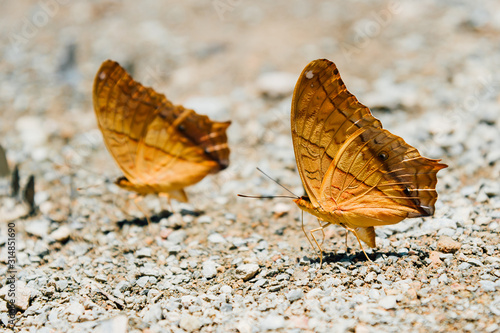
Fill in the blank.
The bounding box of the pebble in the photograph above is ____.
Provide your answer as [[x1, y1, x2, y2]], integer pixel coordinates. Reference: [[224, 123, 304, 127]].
[[94, 315, 128, 333], [25, 218, 50, 238], [198, 215, 213, 224], [236, 264, 260, 281], [208, 233, 227, 243], [479, 280, 496, 292], [272, 203, 291, 217], [220, 285, 233, 294], [256, 71, 297, 98], [202, 260, 218, 279], [179, 314, 202, 331], [15, 116, 49, 147], [260, 314, 285, 330], [439, 273, 449, 284], [49, 257, 67, 269], [55, 280, 68, 291], [136, 277, 150, 288], [136, 248, 152, 258], [436, 236, 462, 253], [49, 226, 71, 242], [467, 258, 483, 266], [183, 96, 230, 120], [286, 289, 304, 302], [0, 281, 31, 310], [378, 296, 397, 310], [168, 230, 187, 244], [143, 304, 163, 322], [65, 301, 85, 318]]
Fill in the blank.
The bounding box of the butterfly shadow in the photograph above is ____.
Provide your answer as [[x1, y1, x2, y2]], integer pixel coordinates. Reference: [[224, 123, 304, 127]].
[[116, 208, 203, 228], [304, 248, 429, 265]]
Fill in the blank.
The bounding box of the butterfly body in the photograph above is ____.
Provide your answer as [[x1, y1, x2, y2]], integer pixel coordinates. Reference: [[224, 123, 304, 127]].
[[291, 59, 447, 251], [93, 60, 230, 203]]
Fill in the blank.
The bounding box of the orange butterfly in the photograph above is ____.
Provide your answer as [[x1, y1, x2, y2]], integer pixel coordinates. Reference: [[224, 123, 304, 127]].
[[291, 59, 447, 264], [93, 60, 230, 205]]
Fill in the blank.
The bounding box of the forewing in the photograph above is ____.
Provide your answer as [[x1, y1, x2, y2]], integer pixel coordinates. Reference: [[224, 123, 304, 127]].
[[291, 59, 381, 206], [93, 60, 162, 182], [93, 60, 231, 192]]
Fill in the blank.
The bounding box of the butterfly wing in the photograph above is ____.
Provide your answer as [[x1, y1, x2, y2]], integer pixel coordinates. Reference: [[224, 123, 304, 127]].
[[93, 60, 230, 195], [292, 59, 447, 234], [291, 59, 382, 207]]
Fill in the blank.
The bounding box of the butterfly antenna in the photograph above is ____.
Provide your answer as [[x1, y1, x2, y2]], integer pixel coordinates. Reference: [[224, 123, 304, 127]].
[[76, 183, 105, 191], [237, 194, 297, 199], [255, 167, 299, 198]]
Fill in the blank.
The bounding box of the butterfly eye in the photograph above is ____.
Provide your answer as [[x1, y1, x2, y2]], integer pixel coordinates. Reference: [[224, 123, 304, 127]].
[[178, 124, 186, 131], [378, 151, 389, 161], [403, 187, 412, 196]]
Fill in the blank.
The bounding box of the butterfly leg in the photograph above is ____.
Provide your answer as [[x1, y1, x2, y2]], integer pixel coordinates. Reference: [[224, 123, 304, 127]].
[[308, 226, 326, 268], [316, 218, 326, 246], [343, 225, 373, 262], [133, 195, 151, 226], [301, 211, 315, 250], [345, 231, 349, 253]]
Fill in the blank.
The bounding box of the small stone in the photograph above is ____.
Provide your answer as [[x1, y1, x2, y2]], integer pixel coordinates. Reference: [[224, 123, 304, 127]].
[[49, 257, 67, 269], [143, 304, 163, 323], [479, 280, 496, 292], [208, 233, 226, 243], [65, 301, 85, 318], [160, 228, 173, 239], [179, 314, 202, 331], [331, 278, 342, 287], [49, 226, 71, 242], [486, 324, 499, 333], [467, 258, 483, 266], [490, 299, 500, 315], [260, 314, 285, 330], [353, 279, 364, 287], [438, 273, 449, 284], [55, 280, 68, 291], [136, 247, 152, 258], [25, 218, 50, 238], [198, 215, 213, 224], [272, 203, 291, 217], [368, 289, 381, 300], [364, 272, 377, 283], [183, 96, 229, 120], [202, 260, 218, 279], [94, 315, 128, 333], [236, 264, 260, 281], [378, 295, 397, 310], [136, 276, 150, 288], [254, 279, 268, 288], [436, 236, 461, 253], [256, 71, 297, 98], [95, 274, 107, 282], [15, 116, 49, 147], [286, 289, 304, 302], [168, 245, 182, 254], [168, 230, 187, 244], [220, 285, 233, 294], [0, 281, 31, 310]]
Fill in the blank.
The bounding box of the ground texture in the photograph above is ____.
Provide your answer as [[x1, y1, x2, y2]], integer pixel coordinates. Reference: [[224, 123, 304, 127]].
[[0, 1, 499, 332]]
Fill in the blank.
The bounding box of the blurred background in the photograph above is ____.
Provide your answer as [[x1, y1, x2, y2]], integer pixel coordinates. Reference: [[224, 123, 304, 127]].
[[1, 0, 499, 215]]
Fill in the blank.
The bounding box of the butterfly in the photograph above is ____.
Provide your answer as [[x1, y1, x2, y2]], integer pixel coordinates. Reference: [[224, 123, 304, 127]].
[[93, 60, 231, 205], [291, 59, 447, 264]]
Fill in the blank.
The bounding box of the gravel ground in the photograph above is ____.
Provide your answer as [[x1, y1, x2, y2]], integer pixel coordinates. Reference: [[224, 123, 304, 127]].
[[1, 1, 499, 332]]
